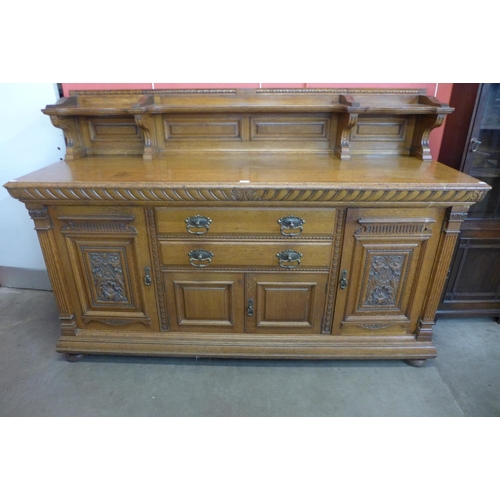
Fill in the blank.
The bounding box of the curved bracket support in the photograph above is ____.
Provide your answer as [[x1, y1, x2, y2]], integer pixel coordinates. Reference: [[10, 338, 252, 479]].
[[49, 115, 85, 160], [411, 113, 446, 161], [134, 114, 159, 160], [335, 113, 358, 160]]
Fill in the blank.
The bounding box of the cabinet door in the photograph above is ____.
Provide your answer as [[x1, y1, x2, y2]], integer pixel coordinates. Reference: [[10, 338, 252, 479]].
[[332, 208, 442, 336], [245, 273, 328, 334], [54, 207, 159, 331], [164, 271, 245, 333]]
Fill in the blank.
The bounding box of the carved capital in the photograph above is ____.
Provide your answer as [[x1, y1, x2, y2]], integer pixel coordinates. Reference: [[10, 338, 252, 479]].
[[26, 203, 51, 231], [28, 207, 48, 219], [445, 206, 470, 233]]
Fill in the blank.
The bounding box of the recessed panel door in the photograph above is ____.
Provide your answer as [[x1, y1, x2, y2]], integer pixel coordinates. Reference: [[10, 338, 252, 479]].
[[245, 273, 328, 334], [332, 208, 442, 336], [54, 207, 159, 331], [164, 272, 245, 333]]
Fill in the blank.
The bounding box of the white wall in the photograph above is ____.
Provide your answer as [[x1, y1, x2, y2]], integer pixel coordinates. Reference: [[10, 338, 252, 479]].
[[0, 83, 66, 271]]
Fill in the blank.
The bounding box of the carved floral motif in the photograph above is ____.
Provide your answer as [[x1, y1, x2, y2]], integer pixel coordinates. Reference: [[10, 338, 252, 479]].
[[365, 255, 404, 306], [88, 252, 128, 303], [229, 188, 263, 201]]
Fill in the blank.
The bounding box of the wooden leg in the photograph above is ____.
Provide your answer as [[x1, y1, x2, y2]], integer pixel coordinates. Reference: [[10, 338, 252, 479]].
[[65, 353, 85, 362], [495, 317, 500, 325], [404, 359, 427, 367]]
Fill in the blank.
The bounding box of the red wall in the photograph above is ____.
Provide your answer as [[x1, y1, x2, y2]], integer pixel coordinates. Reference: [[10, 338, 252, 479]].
[[61, 83, 454, 159]]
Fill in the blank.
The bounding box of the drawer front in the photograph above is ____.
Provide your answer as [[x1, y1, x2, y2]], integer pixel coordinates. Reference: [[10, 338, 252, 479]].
[[160, 241, 332, 268], [155, 208, 335, 237]]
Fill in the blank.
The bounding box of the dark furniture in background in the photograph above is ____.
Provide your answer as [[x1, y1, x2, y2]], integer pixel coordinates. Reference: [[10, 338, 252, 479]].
[[438, 83, 500, 321]]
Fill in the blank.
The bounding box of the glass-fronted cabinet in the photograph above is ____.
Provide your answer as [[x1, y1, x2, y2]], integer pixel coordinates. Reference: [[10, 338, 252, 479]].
[[438, 83, 500, 320], [467, 84, 500, 219]]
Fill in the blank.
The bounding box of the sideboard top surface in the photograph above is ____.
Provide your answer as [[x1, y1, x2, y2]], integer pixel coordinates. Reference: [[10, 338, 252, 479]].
[[5, 154, 490, 205]]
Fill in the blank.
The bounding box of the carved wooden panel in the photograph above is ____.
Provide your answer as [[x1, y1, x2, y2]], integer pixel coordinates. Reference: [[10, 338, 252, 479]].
[[164, 115, 243, 141], [66, 238, 153, 328], [83, 249, 132, 305], [245, 273, 328, 334], [159, 113, 332, 151], [352, 118, 407, 141], [250, 115, 330, 141], [88, 117, 143, 142], [332, 208, 442, 336], [164, 272, 244, 333], [348, 116, 414, 156], [53, 208, 158, 331], [357, 249, 415, 313], [81, 116, 144, 154]]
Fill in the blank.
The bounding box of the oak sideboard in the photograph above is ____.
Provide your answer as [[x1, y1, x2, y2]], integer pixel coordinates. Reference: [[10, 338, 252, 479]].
[[4, 89, 490, 365]]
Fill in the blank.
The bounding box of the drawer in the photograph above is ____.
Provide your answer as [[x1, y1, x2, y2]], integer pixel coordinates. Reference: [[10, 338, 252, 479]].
[[155, 208, 335, 237], [160, 241, 332, 268]]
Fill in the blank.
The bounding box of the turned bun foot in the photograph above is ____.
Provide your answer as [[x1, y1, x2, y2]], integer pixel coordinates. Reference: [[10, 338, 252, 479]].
[[404, 359, 427, 367], [65, 353, 85, 362]]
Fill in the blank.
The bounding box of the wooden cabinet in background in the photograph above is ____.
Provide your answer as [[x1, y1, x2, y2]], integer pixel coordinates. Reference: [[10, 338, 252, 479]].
[[437, 84, 500, 320], [4, 89, 490, 365]]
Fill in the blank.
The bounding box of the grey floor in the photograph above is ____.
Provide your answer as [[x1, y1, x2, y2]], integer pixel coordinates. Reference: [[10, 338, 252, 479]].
[[1, 287, 499, 417]]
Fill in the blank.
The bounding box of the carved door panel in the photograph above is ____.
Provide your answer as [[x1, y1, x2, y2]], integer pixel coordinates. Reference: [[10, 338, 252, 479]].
[[164, 272, 245, 333], [245, 273, 328, 334], [53, 207, 159, 331], [332, 208, 442, 336]]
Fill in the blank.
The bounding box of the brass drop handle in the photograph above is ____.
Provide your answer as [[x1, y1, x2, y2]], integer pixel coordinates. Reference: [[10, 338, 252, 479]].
[[185, 215, 212, 235], [340, 269, 348, 289], [277, 249, 303, 269], [188, 249, 214, 267], [144, 266, 152, 286], [278, 215, 305, 236], [470, 137, 482, 153], [247, 298, 254, 316]]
